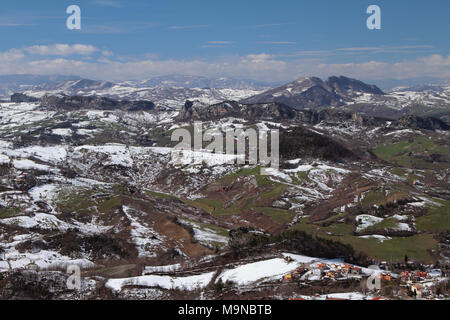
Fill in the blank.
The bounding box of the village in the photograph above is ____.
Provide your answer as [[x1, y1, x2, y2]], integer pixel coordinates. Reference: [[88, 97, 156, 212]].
[[279, 255, 449, 300]]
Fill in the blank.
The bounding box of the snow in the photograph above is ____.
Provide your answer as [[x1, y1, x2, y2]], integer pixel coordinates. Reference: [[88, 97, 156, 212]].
[[384, 129, 415, 137], [264, 167, 292, 183], [0, 154, 10, 164], [18, 146, 67, 163], [0, 140, 12, 148], [143, 264, 181, 274], [0, 102, 55, 129], [29, 184, 59, 203], [0, 145, 67, 164], [320, 292, 369, 300], [418, 197, 443, 207], [408, 202, 426, 207], [359, 235, 392, 243], [74, 144, 134, 167], [122, 206, 162, 258], [13, 159, 52, 171], [148, 147, 172, 155], [215, 253, 350, 286], [394, 222, 413, 232], [0, 247, 95, 271], [282, 253, 322, 264], [180, 220, 228, 247], [106, 272, 215, 292], [0, 212, 110, 234], [52, 128, 72, 136], [393, 214, 409, 221], [317, 164, 350, 174], [170, 149, 244, 166], [216, 258, 299, 285], [0, 213, 68, 230], [76, 128, 99, 136], [356, 215, 384, 232]]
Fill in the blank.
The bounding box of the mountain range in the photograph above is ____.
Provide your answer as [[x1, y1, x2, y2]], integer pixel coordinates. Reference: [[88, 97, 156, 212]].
[[0, 73, 449, 300], [5, 74, 449, 125]]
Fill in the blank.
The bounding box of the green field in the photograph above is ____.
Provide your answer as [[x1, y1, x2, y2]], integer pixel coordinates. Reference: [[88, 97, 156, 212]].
[[292, 218, 438, 263], [0, 207, 22, 219], [374, 136, 450, 169], [416, 199, 450, 233]]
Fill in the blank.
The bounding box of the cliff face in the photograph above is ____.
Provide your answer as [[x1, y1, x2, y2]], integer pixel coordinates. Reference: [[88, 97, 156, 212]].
[[10, 93, 39, 103], [241, 76, 385, 109], [39, 95, 155, 112], [178, 100, 449, 132], [396, 115, 450, 131], [177, 100, 298, 122]]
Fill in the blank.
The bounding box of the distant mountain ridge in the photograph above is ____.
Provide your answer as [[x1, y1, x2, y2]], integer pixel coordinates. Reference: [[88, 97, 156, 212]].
[[3, 74, 449, 124], [177, 99, 449, 131], [0, 74, 81, 97], [241, 76, 385, 109]]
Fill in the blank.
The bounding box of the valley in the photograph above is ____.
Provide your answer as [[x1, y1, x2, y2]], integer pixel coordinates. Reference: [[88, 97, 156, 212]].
[[0, 75, 449, 300]]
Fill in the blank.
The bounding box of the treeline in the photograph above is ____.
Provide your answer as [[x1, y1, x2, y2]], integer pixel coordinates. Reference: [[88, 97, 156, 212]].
[[228, 228, 369, 266], [279, 126, 358, 162]]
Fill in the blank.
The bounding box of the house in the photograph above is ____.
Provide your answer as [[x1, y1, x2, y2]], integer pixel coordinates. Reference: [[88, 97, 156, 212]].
[[409, 283, 424, 298], [351, 267, 362, 275], [400, 271, 411, 279], [428, 269, 442, 278], [283, 274, 293, 283], [378, 273, 392, 281], [341, 264, 352, 275], [415, 271, 427, 279], [294, 266, 305, 275]]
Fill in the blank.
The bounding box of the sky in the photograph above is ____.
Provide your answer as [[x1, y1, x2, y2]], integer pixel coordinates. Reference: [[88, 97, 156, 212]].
[[0, 0, 449, 82]]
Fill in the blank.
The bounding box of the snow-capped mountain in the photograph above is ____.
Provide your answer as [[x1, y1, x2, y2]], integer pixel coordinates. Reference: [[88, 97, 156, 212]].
[[0, 74, 81, 98], [127, 74, 275, 90], [241, 76, 385, 109], [240, 76, 450, 124], [18, 77, 266, 109]]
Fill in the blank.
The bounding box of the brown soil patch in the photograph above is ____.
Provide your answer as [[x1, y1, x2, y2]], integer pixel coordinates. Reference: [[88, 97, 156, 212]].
[[154, 219, 213, 258]]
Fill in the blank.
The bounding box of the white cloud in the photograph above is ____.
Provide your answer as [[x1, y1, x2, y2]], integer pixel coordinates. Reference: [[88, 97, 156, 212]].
[[0, 44, 448, 82], [101, 50, 114, 57], [168, 25, 210, 30], [336, 45, 434, 53], [93, 0, 121, 7], [23, 44, 99, 56], [207, 41, 234, 44], [259, 41, 296, 45]]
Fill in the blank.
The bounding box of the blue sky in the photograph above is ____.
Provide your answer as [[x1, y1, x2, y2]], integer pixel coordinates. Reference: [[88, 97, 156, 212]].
[[0, 0, 449, 81]]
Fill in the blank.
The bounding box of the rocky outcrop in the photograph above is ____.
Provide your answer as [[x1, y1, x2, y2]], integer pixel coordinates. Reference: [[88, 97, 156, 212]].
[[40, 95, 155, 112], [178, 99, 449, 131], [395, 115, 450, 131], [178, 100, 298, 121], [241, 76, 384, 109], [326, 76, 384, 97], [10, 93, 39, 103]]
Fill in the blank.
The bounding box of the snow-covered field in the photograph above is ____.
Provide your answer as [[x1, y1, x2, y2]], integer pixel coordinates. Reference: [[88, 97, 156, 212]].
[[106, 271, 216, 292]]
